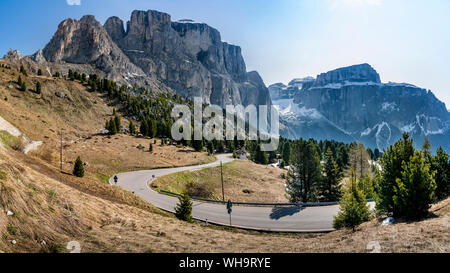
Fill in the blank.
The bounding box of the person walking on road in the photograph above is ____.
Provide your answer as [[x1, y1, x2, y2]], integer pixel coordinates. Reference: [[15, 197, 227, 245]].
[[114, 175, 118, 185]]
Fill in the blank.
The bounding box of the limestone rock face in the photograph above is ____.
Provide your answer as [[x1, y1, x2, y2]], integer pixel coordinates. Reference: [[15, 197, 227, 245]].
[[101, 10, 270, 107], [313, 63, 381, 87], [31, 49, 46, 64], [272, 64, 450, 151], [40, 10, 271, 108], [3, 49, 22, 60], [42, 15, 146, 83]]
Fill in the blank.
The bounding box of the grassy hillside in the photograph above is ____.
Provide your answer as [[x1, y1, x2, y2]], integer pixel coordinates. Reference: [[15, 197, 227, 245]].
[[0, 59, 448, 253], [153, 160, 289, 203]]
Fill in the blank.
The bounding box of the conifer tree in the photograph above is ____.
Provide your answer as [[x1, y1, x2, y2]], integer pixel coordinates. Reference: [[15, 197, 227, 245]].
[[20, 65, 27, 76], [207, 141, 214, 155], [149, 119, 157, 138], [393, 151, 436, 219], [129, 121, 136, 135], [175, 192, 193, 222], [333, 169, 371, 231], [17, 75, 22, 86], [114, 115, 121, 133], [73, 156, 85, 178], [319, 148, 343, 202], [140, 119, 148, 136], [68, 69, 74, 80], [36, 82, 42, 94], [37, 69, 43, 76], [286, 139, 322, 202], [193, 139, 204, 152], [376, 133, 415, 216], [433, 147, 450, 200], [20, 81, 26, 92]]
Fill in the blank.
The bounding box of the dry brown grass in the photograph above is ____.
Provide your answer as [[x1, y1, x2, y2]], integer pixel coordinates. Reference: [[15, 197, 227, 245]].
[[153, 159, 288, 203], [0, 65, 214, 184], [0, 61, 448, 253]]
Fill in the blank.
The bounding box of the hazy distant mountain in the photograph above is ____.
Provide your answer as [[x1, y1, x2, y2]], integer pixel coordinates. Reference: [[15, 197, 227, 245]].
[[271, 64, 450, 152]]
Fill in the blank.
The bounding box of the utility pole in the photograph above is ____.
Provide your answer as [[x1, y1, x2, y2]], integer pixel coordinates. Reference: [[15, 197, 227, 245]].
[[60, 130, 63, 173], [221, 161, 224, 201]]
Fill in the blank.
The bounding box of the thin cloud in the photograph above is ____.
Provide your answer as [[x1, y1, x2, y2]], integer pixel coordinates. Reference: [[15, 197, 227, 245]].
[[66, 0, 81, 6]]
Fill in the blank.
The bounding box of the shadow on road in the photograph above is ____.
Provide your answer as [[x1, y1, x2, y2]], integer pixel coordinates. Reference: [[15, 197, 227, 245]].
[[270, 206, 305, 220]]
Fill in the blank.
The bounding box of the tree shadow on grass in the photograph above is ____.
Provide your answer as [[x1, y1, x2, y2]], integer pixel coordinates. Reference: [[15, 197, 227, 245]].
[[270, 206, 305, 220]]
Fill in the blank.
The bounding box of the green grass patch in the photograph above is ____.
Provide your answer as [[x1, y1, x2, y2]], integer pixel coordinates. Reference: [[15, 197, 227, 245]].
[[0, 130, 18, 148], [96, 173, 111, 184]]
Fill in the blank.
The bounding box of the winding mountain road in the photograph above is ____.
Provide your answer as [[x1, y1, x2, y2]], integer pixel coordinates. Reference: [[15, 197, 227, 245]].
[[111, 154, 357, 232]]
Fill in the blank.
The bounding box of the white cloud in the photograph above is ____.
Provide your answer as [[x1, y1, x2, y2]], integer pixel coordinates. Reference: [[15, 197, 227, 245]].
[[66, 0, 81, 6]]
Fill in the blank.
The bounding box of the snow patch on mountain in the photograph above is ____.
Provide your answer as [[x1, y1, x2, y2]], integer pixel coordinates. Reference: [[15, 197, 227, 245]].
[[381, 102, 399, 112]]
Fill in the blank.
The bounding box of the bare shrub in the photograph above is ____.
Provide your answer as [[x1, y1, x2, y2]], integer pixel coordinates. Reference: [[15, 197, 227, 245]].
[[186, 181, 214, 199], [11, 137, 25, 153]]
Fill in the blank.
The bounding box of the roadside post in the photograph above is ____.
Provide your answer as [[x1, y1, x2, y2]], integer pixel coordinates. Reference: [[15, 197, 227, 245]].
[[227, 200, 232, 227]]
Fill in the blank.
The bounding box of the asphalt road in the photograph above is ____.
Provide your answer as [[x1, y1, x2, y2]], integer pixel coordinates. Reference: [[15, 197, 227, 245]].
[[111, 154, 366, 232]]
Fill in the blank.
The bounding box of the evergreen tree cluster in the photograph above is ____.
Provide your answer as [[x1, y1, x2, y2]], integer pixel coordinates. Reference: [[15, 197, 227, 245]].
[[106, 114, 121, 135], [0, 63, 11, 69], [376, 133, 449, 219]]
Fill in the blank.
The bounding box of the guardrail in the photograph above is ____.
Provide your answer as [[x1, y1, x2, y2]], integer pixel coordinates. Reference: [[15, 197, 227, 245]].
[[158, 189, 374, 207]]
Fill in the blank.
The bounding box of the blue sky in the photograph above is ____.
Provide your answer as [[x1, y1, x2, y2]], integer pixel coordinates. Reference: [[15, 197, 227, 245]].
[[1, 0, 449, 107]]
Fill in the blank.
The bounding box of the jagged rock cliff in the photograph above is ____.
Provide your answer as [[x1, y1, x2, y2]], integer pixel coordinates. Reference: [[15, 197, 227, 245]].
[[39, 10, 271, 108], [272, 64, 450, 151]]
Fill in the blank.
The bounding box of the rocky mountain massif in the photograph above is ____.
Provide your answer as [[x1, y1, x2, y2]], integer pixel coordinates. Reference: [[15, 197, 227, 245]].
[[270, 64, 450, 151], [6, 10, 271, 108]]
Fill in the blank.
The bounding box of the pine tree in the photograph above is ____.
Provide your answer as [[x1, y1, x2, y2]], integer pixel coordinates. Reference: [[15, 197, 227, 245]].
[[207, 141, 214, 155], [348, 142, 371, 179], [286, 139, 322, 202], [433, 147, 450, 200], [376, 133, 415, 217], [421, 136, 432, 164], [20, 81, 26, 92], [175, 192, 193, 222], [129, 121, 136, 135], [114, 115, 121, 133], [149, 119, 157, 138], [36, 82, 42, 94], [73, 156, 85, 178], [193, 139, 204, 152], [37, 69, 43, 76], [319, 148, 342, 202], [20, 65, 27, 76], [140, 119, 149, 136], [393, 151, 436, 219], [358, 174, 375, 199], [68, 69, 74, 80], [107, 118, 118, 135], [333, 169, 371, 231], [149, 143, 153, 153], [17, 75, 23, 86]]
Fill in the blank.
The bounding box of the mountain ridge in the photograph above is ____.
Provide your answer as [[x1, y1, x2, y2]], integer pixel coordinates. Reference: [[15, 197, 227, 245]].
[[271, 64, 450, 152], [30, 9, 271, 108]]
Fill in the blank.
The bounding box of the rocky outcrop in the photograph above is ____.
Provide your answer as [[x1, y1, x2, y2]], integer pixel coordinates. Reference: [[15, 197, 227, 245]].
[[3, 49, 22, 60], [313, 63, 381, 87], [273, 64, 450, 151], [101, 9, 270, 107], [31, 49, 46, 64], [268, 77, 314, 100], [39, 10, 271, 108], [42, 15, 148, 84]]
